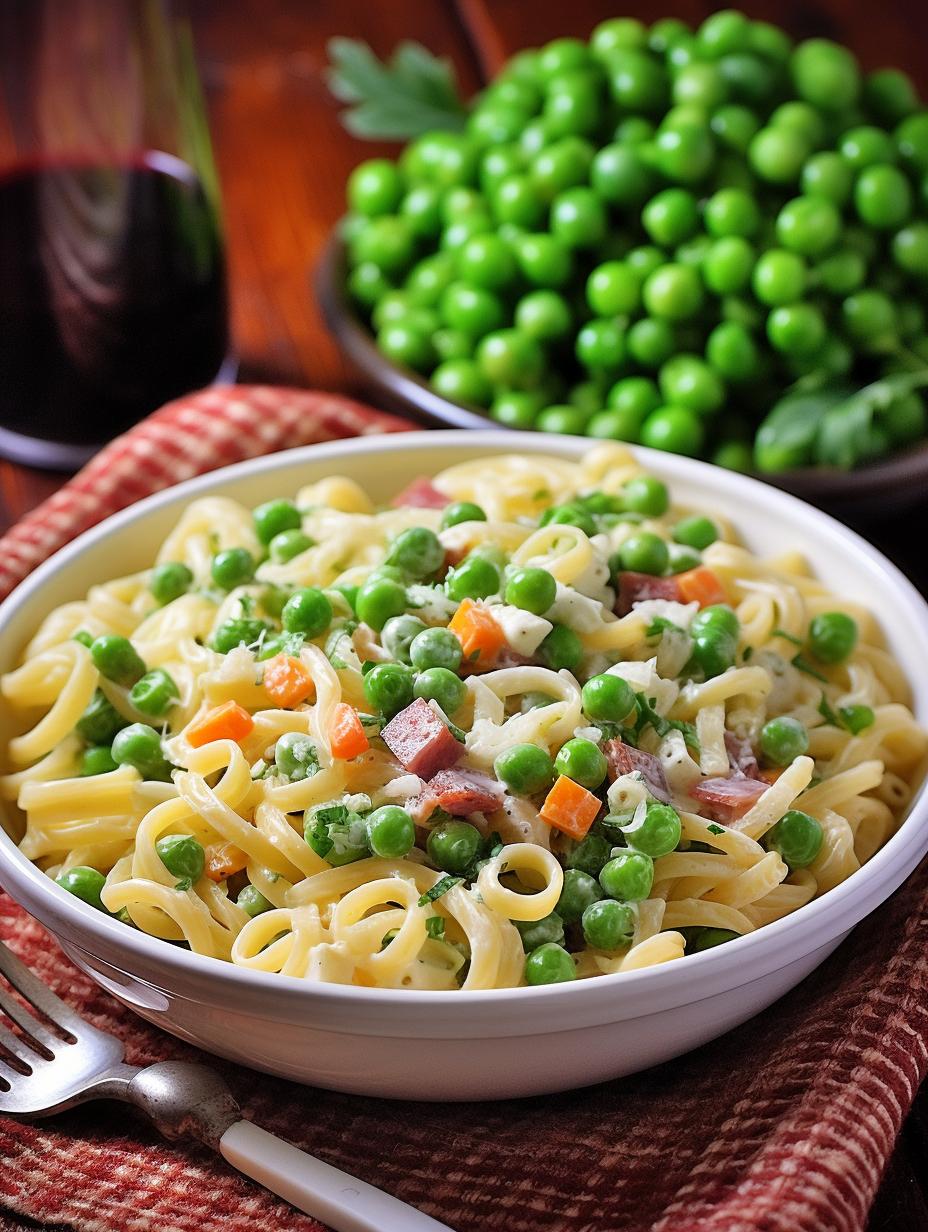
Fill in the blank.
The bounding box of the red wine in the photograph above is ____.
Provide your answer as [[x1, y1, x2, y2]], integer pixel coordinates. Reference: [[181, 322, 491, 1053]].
[[0, 154, 229, 467]]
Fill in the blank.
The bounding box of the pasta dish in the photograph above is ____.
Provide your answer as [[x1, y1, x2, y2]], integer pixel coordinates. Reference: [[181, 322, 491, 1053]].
[[2, 445, 924, 990]]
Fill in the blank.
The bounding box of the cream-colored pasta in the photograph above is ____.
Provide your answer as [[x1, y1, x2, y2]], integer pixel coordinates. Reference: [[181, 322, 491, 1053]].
[[2, 449, 924, 992]]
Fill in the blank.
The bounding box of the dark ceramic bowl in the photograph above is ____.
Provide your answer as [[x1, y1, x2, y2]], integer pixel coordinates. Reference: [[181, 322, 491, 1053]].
[[317, 233, 928, 519]]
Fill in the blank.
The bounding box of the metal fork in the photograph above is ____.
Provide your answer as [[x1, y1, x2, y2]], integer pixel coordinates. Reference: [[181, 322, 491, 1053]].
[[0, 940, 450, 1232]]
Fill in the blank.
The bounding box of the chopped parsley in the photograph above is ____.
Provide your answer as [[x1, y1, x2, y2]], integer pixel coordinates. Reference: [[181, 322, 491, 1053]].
[[418, 875, 464, 906], [631, 692, 700, 754], [773, 628, 803, 646], [707, 823, 725, 836], [174, 877, 193, 892], [791, 653, 829, 683], [425, 916, 446, 940], [646, 616, 684, 638], [818, 693, 875, 735]]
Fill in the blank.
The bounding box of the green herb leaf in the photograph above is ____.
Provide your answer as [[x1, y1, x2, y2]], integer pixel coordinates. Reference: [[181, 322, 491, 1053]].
[[633, 693, 700, 754], [174, 878, 193, 892], [772, 628, 803, 646], [707, 823, 725, 835], [792, 653, 829, 683], [815, 369, 928, 470], [755, 383, 853, 472], [818, 693, 841, 727], [418, 875, 464, 906], [326, 38, 467, 140], [425, 916, 446, 940], [646, 616, 683, 638]]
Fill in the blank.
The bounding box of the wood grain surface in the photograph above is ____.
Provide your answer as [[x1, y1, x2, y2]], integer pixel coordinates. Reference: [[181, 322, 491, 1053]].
[[0, 2, 926, 1228]]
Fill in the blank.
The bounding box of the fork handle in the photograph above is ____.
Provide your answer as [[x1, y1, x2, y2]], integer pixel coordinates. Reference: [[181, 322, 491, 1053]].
[[219, 1119, 453, 1232]]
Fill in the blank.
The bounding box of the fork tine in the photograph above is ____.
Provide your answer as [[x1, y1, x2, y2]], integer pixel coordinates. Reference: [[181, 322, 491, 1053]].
[[0, 980, 63, 1052], [0, 1019, 42, 1069], [0, 942, 87, 1036]]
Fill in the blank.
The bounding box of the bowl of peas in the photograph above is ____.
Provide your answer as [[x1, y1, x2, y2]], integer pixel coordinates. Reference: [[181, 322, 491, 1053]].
[[319, 11, 928, 515]]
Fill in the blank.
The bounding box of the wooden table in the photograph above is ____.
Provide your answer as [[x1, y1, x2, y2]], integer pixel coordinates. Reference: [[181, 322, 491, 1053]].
[[1, 2, 926, 1228]]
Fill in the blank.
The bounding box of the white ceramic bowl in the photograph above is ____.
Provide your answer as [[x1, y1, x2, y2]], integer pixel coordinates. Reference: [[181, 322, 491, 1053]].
[[1, 431, 927, 1101]]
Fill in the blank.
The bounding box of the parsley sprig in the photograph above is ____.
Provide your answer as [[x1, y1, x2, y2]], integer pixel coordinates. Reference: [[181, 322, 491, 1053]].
[[327, 39, 468, 139]]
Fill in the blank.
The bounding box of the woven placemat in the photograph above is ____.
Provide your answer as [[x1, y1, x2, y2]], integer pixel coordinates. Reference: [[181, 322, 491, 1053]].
[[0, 385, 925, 1232]]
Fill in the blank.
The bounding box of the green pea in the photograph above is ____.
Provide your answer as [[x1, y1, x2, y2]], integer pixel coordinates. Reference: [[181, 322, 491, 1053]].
[[76, 690, 127, 745], [211, 617, 271, 654], [673, 516, 718, 550], [210, 547, 255, 591], [441, 502, 487, 529], [409, 627, 463, 672], [90, 635, 146, 687], [586, 262, 641, 317], [128, 668, 179, 718], [525, 942, 577, 984], [564, 833, 613, 879], [855, 164, 912, 229], [366, 805, 415, 858], [237, 885, 273, 916], [763, 809, 823, 868], [599, 851, 654, 901], [809, 612, 857, 663], [355, 577, 407, 632], [618, 532, 670, 576], [281, 588, 332, 638], [150, 562, 193, 606], [363, 663, 414, 718], [56, 866, 107, 911], [643, 263, 704, 320], [514, 912, 565, 953], [386, 527, 445, 579], [622, 802, 682, 858], [414, 667, 467, 715], [642, 187, 700, 247], [446, 555, 500, 601], [760, 716, 810, 766], [274, 731, 319, 781], [691, 604, 740, 678], [669, 545, 704, 573], [582, 899, 636, 950], [494, 744, 555, 795], [640, 406, 705, 456], [539, 624, 583, 673], [112, 723, 173, 781], [381, 614, 427, 664], [80, 745, 118, 777], [801, 151, 853, 205], [622, 475, 669, 517], [556, 868, 603, 924], [504, 566, 556, 615], [540, 502, 597, 536], [554, 738, 608, 790], [581, 674, 635, 724], [427, 820, 482, 875], [253, 499, 301, 546], [269, 529, 314, 564], [155, 834, 205, 882], [627, 317, 676, 369]]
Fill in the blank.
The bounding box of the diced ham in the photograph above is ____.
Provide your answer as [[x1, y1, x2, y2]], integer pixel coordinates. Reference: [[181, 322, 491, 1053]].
[[380, 698, 462, 779], [391, 477, 448, 509], [603, 740, 671, 803], [725, 731, 762, 780], [426, 768, 505, 817], [616, 572, 682, 617], [689, 775, 768, 822]]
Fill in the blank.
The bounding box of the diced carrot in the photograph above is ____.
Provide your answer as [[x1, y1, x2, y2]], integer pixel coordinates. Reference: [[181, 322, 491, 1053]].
[[677, 566, 728, 608], [329, 701, 370, 760], [187, 700, 254, 748], [539, 775, 602, 840], [264, 654, 315, 709], [758, 767, 783, 784], [205, 842, 248, 882], [448, 598, 506, 666]]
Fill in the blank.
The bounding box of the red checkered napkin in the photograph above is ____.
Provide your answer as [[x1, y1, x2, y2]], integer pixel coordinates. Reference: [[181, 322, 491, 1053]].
[[1, 385, 927, 1232]]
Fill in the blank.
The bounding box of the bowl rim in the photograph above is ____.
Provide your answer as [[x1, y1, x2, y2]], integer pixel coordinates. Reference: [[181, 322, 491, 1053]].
[[1, 429, 927, 1023], [317, 229, 928, 505]]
